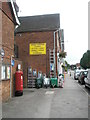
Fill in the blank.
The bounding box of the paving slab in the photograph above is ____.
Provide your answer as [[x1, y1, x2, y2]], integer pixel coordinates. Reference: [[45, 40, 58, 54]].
[[2, 73, 88, 118]]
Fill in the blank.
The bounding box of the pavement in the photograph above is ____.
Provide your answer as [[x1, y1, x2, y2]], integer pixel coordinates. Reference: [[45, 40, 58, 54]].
[[2, 73, 89, 118]]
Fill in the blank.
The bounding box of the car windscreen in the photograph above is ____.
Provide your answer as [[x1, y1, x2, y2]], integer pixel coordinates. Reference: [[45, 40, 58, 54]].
[[76, 71, 80, 73], [84, 71, 88, 75]]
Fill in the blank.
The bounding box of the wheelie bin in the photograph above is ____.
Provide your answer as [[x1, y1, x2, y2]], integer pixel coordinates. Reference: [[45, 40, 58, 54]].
[[43, 77, 50, 88], [50, 77, 58, 88], [36, 71, 43, 88]]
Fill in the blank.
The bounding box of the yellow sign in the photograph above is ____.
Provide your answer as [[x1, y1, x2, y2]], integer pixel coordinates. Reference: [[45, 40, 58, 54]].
[[30, 43, 46, 55]]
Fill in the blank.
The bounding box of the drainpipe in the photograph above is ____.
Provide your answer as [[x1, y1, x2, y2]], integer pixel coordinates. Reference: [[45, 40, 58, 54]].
[[53, 29, 60, 77], [10, 55, 14, 98]]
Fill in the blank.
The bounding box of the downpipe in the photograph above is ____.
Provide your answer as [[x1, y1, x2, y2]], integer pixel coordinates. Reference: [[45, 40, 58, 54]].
[[53, 29, 60, 77]]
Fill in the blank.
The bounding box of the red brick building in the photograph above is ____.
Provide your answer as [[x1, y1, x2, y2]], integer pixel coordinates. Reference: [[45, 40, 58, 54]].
[[76, 63, 80, 68], [0, 0, 22, 102], [15, 14, 61, 88]]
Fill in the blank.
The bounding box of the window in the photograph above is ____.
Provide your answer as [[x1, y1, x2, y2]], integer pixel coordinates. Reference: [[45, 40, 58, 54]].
[[1, 65, 11, 80], [1, 65, 5, 80], [7, 66, 11, 79]]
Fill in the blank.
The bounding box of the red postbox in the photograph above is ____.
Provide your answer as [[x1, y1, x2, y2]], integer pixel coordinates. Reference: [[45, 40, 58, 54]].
[[15, 71, 23, 96]]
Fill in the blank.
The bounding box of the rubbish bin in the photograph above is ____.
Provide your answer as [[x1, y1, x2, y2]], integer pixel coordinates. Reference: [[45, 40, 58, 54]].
[[36, 71, 43, 88], [50, 77, 58, 88], [38, 71, 42, 78], [58, 74, 64, 88], [43, 78, 50, 88], [36, 77, 42, 88]]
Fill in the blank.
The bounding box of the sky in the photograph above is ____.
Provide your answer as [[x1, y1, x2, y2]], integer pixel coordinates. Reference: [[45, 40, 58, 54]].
[[16, 0, 89, 65]]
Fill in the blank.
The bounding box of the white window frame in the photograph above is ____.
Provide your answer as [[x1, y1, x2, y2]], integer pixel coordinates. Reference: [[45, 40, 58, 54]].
[[1, 65, 6, 80], [6, 66, 11, 79], [1, 65, 11, 80]]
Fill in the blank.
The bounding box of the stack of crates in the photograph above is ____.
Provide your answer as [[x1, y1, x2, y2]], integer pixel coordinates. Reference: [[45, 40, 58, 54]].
[[27, 67, 32, 88], [27, 67, 37, 88], [32, 69, 37, 87]]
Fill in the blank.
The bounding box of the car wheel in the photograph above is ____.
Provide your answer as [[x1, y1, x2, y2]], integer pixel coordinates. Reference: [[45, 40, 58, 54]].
[[74, 76, 76, 80], [85, 83, 87, 88], [78, 80, 80, 83], [81, 80, 83, 85]]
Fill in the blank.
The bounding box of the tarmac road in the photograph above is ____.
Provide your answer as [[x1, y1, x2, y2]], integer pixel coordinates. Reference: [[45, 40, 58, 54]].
[[2, 73, 88, 118]]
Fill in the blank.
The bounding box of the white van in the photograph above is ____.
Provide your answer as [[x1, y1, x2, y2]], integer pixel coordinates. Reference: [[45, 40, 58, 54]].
[[84, 69, 90, 88]]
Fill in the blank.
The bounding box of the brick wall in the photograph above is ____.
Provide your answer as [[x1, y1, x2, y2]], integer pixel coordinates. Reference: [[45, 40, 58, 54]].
[[2, 2, 14, 23], [1, 7, 14, 102], [2, 11, 14, 63], [2, 80, 10, 102], [15, 31, 58, 87]]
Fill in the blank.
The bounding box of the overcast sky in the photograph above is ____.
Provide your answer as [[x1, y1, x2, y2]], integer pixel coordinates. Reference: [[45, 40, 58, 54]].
[[16, 0, 89, 65]]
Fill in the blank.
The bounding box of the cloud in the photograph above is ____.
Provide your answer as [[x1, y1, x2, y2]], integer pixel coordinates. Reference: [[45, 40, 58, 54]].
[[16, 0, 88, 64]]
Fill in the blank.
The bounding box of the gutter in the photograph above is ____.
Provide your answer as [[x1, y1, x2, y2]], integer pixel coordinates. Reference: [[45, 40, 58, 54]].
[[10, 0, 20, 25]]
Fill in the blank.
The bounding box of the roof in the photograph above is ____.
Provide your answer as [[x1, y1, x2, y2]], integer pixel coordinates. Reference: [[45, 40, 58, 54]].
[[15, 14, 60, 33], [1, 0, 19, 25], [10, 0, 20, 25]]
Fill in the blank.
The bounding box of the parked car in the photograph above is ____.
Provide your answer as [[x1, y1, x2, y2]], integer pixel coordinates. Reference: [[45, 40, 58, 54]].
[[74, 69, 81, 80], [84, 69, 90, 88], [78, 70, 88, 85]]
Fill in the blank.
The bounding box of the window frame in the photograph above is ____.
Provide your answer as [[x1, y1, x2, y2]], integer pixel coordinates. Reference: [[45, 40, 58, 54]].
[[1, 64, 11, 81]]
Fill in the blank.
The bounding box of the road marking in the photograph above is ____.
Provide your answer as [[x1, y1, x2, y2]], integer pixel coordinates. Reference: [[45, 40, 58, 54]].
[[45, 91, 54, 95], [77, 82, 89, 96]]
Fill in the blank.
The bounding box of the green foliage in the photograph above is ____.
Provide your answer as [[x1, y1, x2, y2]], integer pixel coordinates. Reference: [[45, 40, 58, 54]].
[[65, 60, 70, 69], [59, 52, 67, 58], [62, 60, 70, 72], [80, 50, 90, 69]]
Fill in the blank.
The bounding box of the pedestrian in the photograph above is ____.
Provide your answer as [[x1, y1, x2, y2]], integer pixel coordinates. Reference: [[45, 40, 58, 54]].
[[70, 71, 71, 76]]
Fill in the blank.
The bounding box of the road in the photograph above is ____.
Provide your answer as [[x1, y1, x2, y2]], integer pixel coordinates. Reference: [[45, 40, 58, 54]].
[[70, 70, 90, 96], [2, 73, 89, 118]]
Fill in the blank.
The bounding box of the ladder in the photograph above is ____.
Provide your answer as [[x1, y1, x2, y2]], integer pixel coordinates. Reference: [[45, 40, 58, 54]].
[[49, 49, 55, 78]]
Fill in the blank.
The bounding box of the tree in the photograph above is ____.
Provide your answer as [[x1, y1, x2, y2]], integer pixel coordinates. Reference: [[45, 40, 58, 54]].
[[65, 60, 70, 69], [62, 60, 70, 72], [80, 50, 90, 69], [59, 52, 67, 58]]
